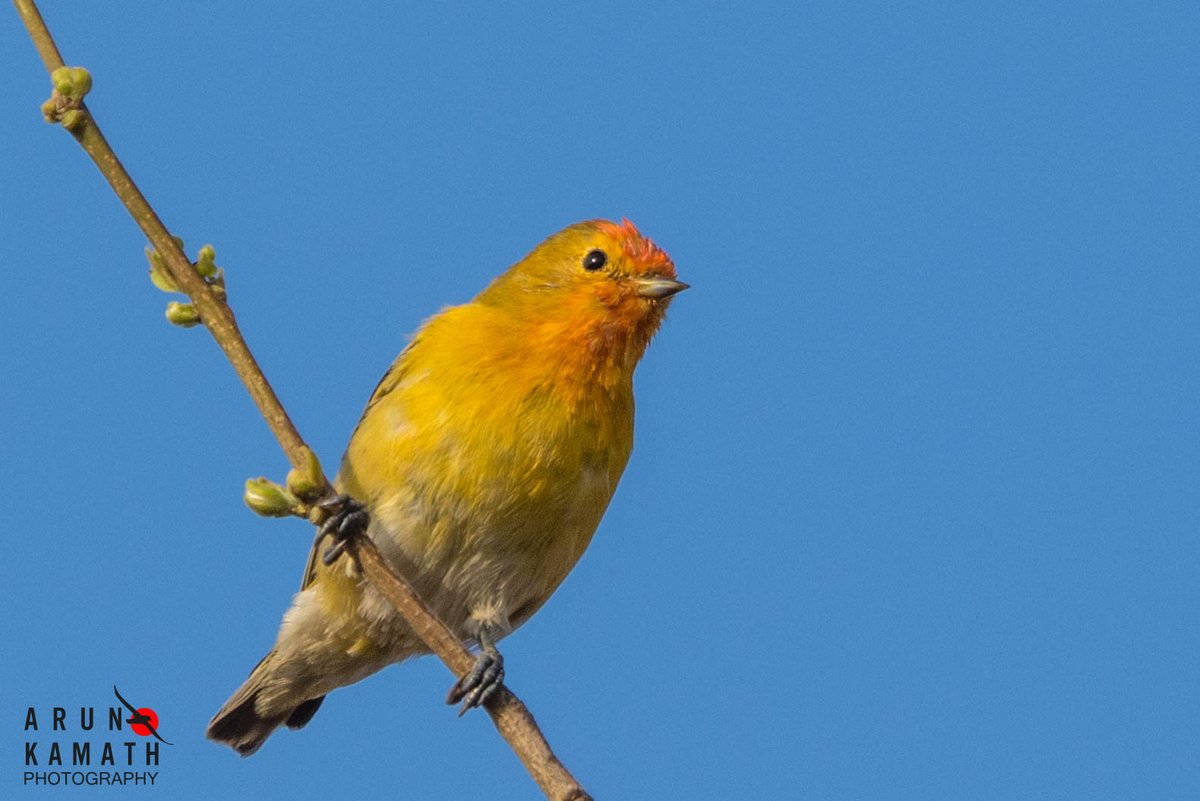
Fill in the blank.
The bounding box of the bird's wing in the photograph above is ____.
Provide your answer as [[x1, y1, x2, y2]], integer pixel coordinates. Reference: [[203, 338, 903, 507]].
[[298, 339, 420, 591], [298, 530, 322, 591], [354, 336, 421, 434]]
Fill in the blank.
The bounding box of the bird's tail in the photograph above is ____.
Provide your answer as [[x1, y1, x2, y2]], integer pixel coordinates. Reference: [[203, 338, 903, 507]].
[[206, 650, 325, 757]]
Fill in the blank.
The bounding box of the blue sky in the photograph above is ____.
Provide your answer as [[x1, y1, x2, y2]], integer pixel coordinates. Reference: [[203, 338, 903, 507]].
[[2, 2, 1198, 798]]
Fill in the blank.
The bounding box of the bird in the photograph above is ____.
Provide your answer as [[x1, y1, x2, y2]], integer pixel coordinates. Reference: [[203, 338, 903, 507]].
[[207, 218, 687, 755]]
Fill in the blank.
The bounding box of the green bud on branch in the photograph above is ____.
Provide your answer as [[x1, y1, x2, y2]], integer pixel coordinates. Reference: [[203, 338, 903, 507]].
[[197, 244, 218, 278], [244, 477, 301, 517], [165, 301, 201, 327], [286, 446, 326, 502], [51, 65, 92, 98], [146, 247, 179, 293], [43, 66, 92, 129]]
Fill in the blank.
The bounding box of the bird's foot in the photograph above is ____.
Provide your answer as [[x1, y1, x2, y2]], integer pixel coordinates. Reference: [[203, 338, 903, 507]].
[[446, 643, 505, 715], [315, 494, 370, 566]]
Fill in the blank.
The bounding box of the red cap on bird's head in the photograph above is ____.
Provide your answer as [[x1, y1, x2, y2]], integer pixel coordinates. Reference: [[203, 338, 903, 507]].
[[593, 218, 678, 280]]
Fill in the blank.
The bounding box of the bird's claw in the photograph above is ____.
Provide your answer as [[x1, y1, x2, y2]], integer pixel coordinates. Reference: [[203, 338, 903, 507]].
[[316, 494, 370, 565], [447, 647, 505, 715]]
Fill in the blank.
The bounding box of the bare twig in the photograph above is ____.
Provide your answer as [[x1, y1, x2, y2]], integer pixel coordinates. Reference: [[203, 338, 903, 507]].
[[13, 3, 591, 799]]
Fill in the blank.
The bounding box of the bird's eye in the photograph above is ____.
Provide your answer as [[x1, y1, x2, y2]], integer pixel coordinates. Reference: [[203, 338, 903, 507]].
[[583, 249, 608, 271]]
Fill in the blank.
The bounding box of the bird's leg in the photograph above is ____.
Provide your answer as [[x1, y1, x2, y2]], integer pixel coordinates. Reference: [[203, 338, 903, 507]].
[[315, 494, 370, 566], [446, 622, 505, 715]]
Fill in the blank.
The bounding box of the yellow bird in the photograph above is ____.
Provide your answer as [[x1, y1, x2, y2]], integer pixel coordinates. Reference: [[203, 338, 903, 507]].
[[207, 219, 687, 755]]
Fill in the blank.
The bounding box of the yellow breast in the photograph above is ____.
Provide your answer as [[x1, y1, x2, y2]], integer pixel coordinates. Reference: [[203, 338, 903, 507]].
[[335, 300, 635, 592]]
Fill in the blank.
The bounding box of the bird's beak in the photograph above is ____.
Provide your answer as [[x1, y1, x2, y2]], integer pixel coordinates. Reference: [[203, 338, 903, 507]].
[[634, 277, 690, 299]]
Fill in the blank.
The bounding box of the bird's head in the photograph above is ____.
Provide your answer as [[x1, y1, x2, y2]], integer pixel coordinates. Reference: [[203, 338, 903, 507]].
[[478, 219, 687, 375]]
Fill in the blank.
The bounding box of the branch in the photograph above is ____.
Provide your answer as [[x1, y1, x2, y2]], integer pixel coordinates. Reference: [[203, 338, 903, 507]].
[[13, 4, 590, 800]]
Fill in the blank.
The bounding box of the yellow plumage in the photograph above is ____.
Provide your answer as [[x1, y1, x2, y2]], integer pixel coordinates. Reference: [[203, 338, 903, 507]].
[[208, 219, 685, 754]]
